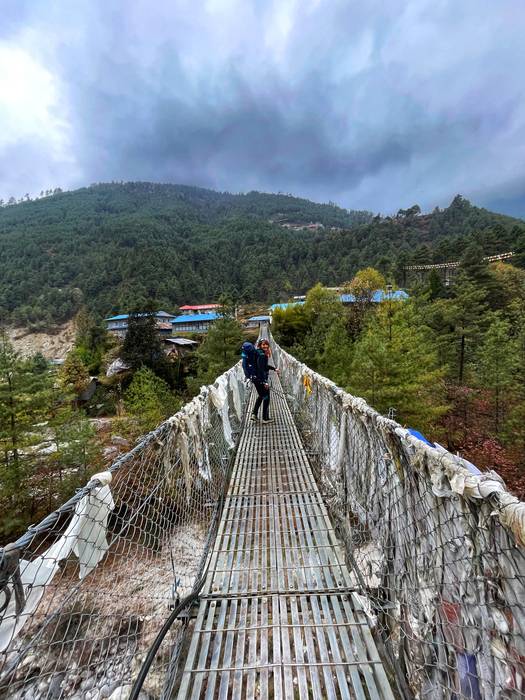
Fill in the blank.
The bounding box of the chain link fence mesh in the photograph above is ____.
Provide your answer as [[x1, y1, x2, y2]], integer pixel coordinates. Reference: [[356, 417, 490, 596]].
[[4, 332, 525, 700], [0, 364, 246, 700], [272, 336, 525, 699]]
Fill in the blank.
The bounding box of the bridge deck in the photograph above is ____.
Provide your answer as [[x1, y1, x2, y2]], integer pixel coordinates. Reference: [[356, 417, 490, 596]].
[[176, 379, 395, 699]]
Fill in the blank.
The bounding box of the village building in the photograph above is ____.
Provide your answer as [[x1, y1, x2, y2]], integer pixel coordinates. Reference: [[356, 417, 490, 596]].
[[178, 304, 220, 314], [245, 315, 271, 329], [105, 310, 176, 338], [171, 312, 219, 333], [340, 290, 409, 304], [163, 337, 199, 358]]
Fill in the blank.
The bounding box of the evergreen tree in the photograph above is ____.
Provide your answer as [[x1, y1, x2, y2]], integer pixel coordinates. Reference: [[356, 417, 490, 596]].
[[302, 284, 344, 367], [344, 267, 386, 337], [194, 317, 244, 385], [348, 302, 448, 434], [121, 310, 167, 376], [475, 315, 517, 434], [59, 351, 90, 395], [460, 243, 498, 303], [426, 269, 447, 300], [124, 367, 176, 433], [0, 336, 53, 535], [318, 318, 353, 387], [505, 317, 525, 450], [431, 274, 488, 384], [74, 307, 111, 372], [272, 305, 310, 350]]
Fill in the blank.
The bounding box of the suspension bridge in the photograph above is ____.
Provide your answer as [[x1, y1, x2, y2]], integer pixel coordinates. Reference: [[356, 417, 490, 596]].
[[1, 334, 525, 699], [403, 251, 515, 285]]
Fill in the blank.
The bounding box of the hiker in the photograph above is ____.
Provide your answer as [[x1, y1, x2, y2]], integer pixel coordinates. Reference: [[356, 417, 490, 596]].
[[251, 339, 279, 423], [241, 341, 257, 380]]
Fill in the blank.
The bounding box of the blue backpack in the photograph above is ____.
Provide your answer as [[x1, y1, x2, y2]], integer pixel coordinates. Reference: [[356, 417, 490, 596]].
[[241, 342, 257, 379]]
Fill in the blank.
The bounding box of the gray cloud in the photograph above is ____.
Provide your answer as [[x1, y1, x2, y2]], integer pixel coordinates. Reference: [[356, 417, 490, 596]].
[[1, 0, 525, 216]]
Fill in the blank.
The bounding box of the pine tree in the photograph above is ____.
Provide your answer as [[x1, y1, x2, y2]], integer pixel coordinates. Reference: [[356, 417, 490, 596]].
[[426, 270, 446, 300], [344, 267, 386, 337], [195, 317, 244, 385], [348, 301, 448, 434], [59, 351, 90, 395], [122, 310, 167, 375], [124, 367, 176, 433], [502, 316, 525, 449], [432, 274, 488, 384], [0, 336, 53, 534], [74, 306, 110, 372], [475, 315, 517, 435], [303, 284, 344, 367], [318, 318, 353, 388]]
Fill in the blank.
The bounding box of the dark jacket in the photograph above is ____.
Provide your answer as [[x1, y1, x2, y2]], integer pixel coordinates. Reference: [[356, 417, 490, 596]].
[[254, 348, 276, 383]]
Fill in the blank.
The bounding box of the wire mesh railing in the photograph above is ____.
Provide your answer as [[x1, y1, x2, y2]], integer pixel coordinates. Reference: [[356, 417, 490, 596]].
[[272, 336, 525, 700], [4, 332, 525, 699], [0, 363, 247, 700]]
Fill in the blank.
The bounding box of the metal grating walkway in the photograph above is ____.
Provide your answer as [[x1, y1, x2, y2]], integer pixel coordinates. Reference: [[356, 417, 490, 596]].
[[176, 378, 395, 699]]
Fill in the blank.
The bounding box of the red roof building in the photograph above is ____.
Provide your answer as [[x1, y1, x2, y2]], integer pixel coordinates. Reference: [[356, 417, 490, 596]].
[[179, 304, 220, 313]]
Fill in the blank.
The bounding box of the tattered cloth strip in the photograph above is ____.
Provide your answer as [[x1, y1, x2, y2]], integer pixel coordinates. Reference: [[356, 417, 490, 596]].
[[209, 375, 234, 449], [273, 337, 525, 699], [229, 366, 243, 422], [0, 472, 114, 652]]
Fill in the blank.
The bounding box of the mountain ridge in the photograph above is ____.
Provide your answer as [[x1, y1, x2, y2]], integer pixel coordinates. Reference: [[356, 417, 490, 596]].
[[0, 183, 524, 328]]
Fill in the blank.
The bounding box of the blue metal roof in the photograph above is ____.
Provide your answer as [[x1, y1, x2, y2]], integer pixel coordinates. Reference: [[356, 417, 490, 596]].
[[248, 315, 271, 321], [106, 310, 175, 321], [172, 312, 220, 323], [340, 290, 409, 303], [270, 302, 305, 311]]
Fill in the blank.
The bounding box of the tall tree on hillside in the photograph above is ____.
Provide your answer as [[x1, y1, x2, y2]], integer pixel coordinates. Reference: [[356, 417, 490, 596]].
[[302, 284, 344, 367], [0, 336, 50, 480], [431, 274, 488, 384], [475, 315, 517, 435], [59, 351, 90, 395], [460, 243, 497, 302], [344, 267, 386, 337], [272, 305, 310, 352], [489, 262, 525, 319], [122, 310, 166, 376], [194, 317, 244, 386], [318, 318, 353, 388], [348, 301, 448, 434], [0, 336, 52, 534], [74, 306, 111, 372], [426, 270, 447, 301], [504, 318, 525, 450], [124, 367, 176, 433]]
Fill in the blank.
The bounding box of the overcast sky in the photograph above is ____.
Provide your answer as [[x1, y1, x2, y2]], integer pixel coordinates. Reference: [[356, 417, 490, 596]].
[[1, 0, 525, 216]]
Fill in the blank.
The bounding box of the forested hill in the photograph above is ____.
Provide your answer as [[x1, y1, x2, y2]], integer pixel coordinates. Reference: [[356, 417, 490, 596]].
[[0, 182, 524, 328]]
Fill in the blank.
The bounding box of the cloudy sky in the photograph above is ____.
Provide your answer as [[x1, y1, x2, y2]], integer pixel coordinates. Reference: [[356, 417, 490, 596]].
[[1, 0, 525, 215]]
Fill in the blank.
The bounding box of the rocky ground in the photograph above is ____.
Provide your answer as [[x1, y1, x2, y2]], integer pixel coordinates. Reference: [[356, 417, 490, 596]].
[[5, 322, 76, 360], [3, 524, 207, 699]]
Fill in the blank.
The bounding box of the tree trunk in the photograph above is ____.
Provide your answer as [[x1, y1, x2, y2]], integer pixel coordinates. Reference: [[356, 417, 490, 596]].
[[459, 334, 465, 384]]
